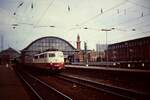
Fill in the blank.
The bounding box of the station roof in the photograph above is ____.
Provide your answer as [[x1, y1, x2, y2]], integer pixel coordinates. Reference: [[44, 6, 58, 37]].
[[22, 36, 76, 51], [0, 47, 20, 58], [21, 36, 77, 59]]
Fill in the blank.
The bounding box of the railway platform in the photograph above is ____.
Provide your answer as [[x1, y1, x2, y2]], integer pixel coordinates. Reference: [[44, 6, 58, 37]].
[[65, 64, 150, 73], [0, 64, 30, 100]]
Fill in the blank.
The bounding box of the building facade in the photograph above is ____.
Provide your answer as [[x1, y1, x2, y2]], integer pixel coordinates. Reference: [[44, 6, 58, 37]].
[[0, 47, 20, 65], [74, 35, 98, 63], [73, 34, 84, 62]]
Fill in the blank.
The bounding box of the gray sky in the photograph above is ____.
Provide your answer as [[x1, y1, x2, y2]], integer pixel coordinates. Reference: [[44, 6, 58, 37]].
[[0, 0, 150, 51]]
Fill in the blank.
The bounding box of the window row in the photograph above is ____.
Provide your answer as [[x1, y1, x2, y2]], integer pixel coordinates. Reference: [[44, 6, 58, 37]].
[[34, 53, 56, 59]]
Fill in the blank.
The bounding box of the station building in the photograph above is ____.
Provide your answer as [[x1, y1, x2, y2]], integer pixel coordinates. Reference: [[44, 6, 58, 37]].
[[0, 47, 20, 65]]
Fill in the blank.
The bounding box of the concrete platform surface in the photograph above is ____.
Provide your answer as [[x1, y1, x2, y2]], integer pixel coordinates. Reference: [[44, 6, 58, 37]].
[[0, 65, 30, 100]]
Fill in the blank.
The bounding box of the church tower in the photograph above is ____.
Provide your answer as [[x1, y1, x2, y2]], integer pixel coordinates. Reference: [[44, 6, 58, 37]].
[[76, 34, 81, 50]]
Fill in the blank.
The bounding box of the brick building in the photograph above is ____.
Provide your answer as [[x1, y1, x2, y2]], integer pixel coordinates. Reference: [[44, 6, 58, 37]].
[[73, 35, 98, 63]]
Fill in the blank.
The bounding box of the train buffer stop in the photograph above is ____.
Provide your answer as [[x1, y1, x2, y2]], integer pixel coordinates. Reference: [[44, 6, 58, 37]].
[[0, 65, 30, 100]]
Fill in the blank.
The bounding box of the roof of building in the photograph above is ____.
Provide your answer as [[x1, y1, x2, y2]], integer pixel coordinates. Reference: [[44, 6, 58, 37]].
[[22, 36, 76, 51], [109, 36, 150, 46], [0, 47, 20, 58]]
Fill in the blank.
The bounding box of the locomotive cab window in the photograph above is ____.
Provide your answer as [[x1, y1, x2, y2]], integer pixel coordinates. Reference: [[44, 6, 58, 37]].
[[49, 53, 55, 57], [59, 55, 64, 57]]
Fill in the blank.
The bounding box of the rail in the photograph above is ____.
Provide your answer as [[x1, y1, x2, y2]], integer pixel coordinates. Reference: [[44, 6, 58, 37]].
[[15, 68, 72, 100], [57, 73, 150, 99]]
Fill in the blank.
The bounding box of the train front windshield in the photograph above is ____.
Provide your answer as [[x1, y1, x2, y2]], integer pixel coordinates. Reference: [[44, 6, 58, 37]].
[[49, 53, 55, 57]]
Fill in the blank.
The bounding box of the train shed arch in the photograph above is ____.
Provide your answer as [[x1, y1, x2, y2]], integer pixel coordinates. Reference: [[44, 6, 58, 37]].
[[21, 36, 76, 63]]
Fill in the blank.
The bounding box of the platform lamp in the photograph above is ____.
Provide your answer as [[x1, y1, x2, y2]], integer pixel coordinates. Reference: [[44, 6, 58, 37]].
[[101, 28, 115, 67]]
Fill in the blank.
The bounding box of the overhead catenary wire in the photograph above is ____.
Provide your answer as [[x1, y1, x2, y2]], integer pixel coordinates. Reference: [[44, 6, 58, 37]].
[[14, 0, 150, 33], [61, 0, 129, 34], [108, 30, 150, 44], [13, 1, 24, 15], [127, 0, 150, 10], [34, 0, 56, 26], [118, 21, 150, 32], [11, 0, 33, 27], [93, 5, 146, 28], [77, 0, 128, 26], [11, 0, 56, 29], [70, 0, 150, 35], [111, 12, 150, 29], [0, 7, 23, 30], [134, 23, 150, 30], [14, 0, 148, 32]]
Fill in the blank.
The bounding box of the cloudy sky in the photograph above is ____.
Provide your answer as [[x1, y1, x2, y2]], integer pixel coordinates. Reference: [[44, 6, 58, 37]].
[[0, 0, 150, 51]]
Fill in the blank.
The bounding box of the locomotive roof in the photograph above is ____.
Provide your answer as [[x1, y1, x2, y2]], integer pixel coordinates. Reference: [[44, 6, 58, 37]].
[[34, 51, 63, 56]]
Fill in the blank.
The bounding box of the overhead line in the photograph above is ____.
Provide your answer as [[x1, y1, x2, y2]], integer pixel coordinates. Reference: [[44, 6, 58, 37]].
[[111, 12, 150, 29], [127, 0, 150, 10], [34, 0, 56, 26], [119, 21, 150, 31], [78, 0, 128, 26], [109, 30, 150, 43], [136, 23, 150, 29]]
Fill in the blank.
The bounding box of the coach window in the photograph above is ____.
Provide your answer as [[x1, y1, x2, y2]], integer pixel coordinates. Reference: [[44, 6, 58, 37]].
[[40, 54, 44, 58], [44, 54, 47, 58], [49, 53, 55, 57], [34, 56, 38, 59]]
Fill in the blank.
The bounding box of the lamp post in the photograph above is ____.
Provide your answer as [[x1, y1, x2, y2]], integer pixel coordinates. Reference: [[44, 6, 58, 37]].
[[84, 41, 88, 66], [83, 26, 114, 66], [101, 28, 114, 67]]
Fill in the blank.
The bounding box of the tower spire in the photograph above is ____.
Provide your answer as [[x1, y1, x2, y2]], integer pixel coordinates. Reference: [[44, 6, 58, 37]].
[[76, 34, 81, 50]]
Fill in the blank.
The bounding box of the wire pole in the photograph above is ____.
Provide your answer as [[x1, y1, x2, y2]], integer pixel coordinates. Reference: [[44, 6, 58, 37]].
[[101, 29, 113, 67], [84, 41, 88, 66], [106, 31, 108, 66], [83, 27, 115, 66]]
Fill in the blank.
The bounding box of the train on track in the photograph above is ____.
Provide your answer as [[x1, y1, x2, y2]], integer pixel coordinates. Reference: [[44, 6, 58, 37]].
[[107, 36, 150, 68], [27, 50, 65, 71]]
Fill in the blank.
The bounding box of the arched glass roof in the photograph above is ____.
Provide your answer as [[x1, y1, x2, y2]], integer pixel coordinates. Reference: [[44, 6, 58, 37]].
[[22, 36, 76, 63]]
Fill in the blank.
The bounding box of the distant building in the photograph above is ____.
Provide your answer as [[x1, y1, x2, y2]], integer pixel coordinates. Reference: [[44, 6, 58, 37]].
[[74, 34, 84, 62], [96, 44, 107, 61], [0, 47, 20, 65], [87, 50, 97, 62], [76, 34, 81, 50], [74, 35, 98, 63]]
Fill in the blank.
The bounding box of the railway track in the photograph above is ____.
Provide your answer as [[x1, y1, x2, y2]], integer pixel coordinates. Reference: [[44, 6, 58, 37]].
[[36, 73, 122, 100], [56, 73, 150, 100], [14, 65, 150, 100], [15, 69, 72, 100]]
